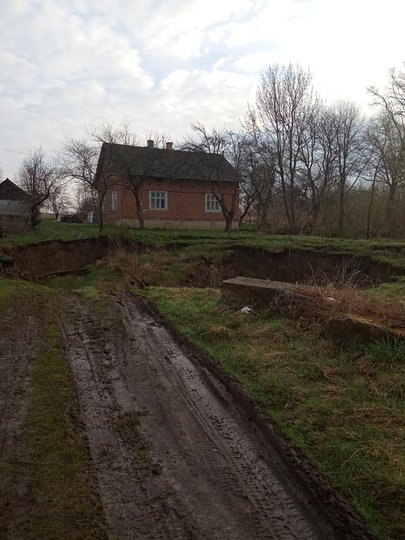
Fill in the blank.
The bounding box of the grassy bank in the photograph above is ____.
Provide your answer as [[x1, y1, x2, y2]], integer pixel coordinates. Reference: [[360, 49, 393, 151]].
[[1, 221, 405, 271], [139, 286, 405, 540]]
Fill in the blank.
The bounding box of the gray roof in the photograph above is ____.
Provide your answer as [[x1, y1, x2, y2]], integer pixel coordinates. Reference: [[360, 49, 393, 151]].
[[97, 143, 239, 183], [0, 179, 32, 201]]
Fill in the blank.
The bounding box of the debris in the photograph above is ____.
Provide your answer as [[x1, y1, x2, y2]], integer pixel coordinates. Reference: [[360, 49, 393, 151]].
[[240, 306, 253, 314]]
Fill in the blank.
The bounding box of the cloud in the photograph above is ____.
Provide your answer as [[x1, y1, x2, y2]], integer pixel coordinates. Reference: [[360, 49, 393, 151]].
[[1, 0, 405, 177]]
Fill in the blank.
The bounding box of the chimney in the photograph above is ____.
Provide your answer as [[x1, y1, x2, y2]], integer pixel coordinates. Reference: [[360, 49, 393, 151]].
[[147, 139, 154, 148], [166, 141, 173, 150]]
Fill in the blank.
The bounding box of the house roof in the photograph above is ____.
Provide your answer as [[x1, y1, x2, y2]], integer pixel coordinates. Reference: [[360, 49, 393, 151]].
[[0, 178, 32, 201], [97, 143, 239, 183]]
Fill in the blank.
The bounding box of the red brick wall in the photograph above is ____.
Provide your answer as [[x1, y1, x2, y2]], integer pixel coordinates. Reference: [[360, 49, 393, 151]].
[[103, 177, 239, 225]]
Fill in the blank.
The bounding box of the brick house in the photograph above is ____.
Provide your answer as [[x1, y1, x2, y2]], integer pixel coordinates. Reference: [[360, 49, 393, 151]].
[[0, 178, 32, 233], [97, 141, 239, 230]]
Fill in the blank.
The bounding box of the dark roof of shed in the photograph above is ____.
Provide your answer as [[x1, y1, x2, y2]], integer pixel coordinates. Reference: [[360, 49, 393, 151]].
[[0, 179, 32, 201], [98, 143, 239, 183]]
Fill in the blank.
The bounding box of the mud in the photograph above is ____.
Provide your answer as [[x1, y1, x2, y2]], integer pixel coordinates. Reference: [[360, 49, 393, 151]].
[[61, 293, 371, 539], [0, 299, 38, 535]]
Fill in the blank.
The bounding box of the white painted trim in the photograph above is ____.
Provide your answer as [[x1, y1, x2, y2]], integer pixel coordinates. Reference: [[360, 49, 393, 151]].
[[149, 190, 168, 211], [111, 190, 118, 212], [205, 193, 221, 213]]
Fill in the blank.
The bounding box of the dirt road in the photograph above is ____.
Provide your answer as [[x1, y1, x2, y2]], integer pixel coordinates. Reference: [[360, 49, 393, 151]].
[[60, 293, 350, 540]]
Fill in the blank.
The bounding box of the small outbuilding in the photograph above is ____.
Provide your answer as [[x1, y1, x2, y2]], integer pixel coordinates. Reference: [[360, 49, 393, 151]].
[[0, 178, 32, 233]]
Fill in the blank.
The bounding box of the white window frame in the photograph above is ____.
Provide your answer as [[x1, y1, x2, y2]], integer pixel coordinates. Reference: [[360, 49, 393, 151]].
[[149, 191, 168, 211], [111, 190, 118, 212], [205, 193, 221, 213]]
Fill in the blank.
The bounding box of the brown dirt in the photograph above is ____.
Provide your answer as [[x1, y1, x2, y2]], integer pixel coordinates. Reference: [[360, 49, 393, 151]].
[[207, 247, 396, 286], [59, 292, 371, 539], [0, 297, 38, 536]]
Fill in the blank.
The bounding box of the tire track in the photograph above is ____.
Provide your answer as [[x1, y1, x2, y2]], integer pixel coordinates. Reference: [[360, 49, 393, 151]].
[[61, 293, 345, 539]]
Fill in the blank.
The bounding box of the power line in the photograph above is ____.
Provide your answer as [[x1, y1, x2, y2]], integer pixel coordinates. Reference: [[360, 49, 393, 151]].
[[0, 145, 26, 155]]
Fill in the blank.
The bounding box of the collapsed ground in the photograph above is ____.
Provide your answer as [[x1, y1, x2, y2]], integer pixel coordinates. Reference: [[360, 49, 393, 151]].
[[0, 224, 404, 539]]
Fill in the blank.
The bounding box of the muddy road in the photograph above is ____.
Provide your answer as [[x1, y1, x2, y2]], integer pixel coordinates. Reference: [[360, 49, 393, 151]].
[[60, 292, 356, 540]]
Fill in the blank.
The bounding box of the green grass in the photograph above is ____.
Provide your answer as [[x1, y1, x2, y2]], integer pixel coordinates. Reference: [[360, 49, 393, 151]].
[[368, 276, 405, 299], [0, 221, 102, 247], [139, 286, 405, 540], [22, 298, 105, 538], [1, 221, 405, 270], [46, 266, 120, 292]]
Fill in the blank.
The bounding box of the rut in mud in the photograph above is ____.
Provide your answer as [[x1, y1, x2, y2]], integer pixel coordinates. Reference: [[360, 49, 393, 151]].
[[60, 293, 367, 540]]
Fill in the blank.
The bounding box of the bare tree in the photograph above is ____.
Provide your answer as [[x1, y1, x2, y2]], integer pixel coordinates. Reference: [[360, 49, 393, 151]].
[[330, 101, 370, 235], [183, 124, 240, 233], [367, 113, 405, 236], [90, 119, 139, 146], [369, 67, 405, 236], [45, 184, 70, 220], [17, 148, 61, 227], [242, 112, 277, 231], [252, 63, 317, 233], [62, 121, 140, 231], [74, 184, 96, 221], [297, 103, 339, 233], [369, 66, 405, 142], [61, 139, 106, 229]]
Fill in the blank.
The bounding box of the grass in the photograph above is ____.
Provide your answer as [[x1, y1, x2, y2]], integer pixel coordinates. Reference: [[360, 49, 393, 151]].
[[0, 282, 105, 539], [368, 276, 405, 299], [46, 266, 121, 293], [22, 298, 105, 538], [139, 286, 405, 540], [1, 221, 405, 271]]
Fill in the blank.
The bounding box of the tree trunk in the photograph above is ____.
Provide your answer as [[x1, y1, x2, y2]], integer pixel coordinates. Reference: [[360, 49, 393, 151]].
[[224, 210, 234, 233], [337, 177, 346, 236], [302, 202, 320, 235], [256, 204, 268, 233], [366, 167, 378, 240], [238, 199, 252, 228], [386, 184, 397, 237], [280, 181, 292, 233], [134, 190, 144, 229], [27, 204, 41, 228], [97, 193, 105, 232]]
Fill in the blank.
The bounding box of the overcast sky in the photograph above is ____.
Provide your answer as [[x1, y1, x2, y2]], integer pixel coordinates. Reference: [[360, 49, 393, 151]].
[[1, 0, 404, 177]]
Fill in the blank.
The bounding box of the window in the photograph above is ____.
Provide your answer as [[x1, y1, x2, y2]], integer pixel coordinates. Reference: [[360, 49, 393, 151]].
[[150, 191, 167, 210], [111, 191, 118, 212], [205, 193, 221, 212]]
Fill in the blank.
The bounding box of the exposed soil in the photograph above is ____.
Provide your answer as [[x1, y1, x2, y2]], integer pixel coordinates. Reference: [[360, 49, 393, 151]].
[[0, 298, 38, 535], [201, 247, 396, 287], [59, 292, 371, 539], [1, 238, 400, 285]]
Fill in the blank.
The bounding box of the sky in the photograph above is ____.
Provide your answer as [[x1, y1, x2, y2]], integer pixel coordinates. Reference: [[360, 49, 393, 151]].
[[1, 0, 404, 177]]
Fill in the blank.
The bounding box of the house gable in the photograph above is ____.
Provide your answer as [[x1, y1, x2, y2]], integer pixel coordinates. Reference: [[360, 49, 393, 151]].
[[0, 178, 32, 202]]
